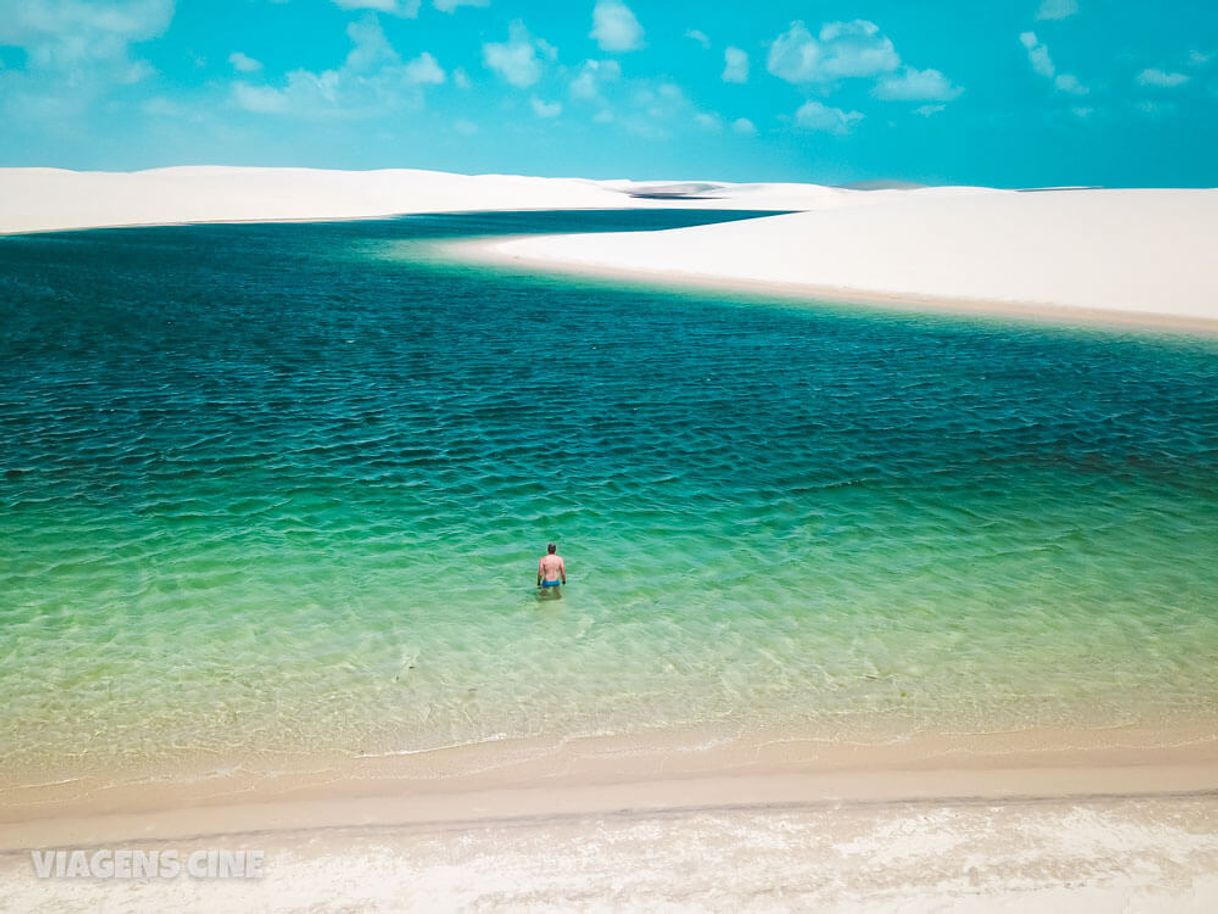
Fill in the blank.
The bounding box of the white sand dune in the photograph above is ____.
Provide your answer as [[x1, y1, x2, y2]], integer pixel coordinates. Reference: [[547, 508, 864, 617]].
[[3, 166, 1216, 327], [484, 186, 1218, 326], [0, 166, 800, 236]]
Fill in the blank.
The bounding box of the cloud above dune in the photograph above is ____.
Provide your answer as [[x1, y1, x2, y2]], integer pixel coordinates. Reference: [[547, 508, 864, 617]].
[[768, 20, 899, 84], [433, 0, 488, 11], [1053, 73, 1088, 95], [1019, 31, 1055, 78], [591, 0, 644, 53], [483, 21, 555, 88], [873, 66, 962, 102], [531, 96, 561, 118], [1036, 0, 1079, 21], [1137, 67, 1190, 88], [581, 79, 723, 140], [333, 0, 421, 17], [402, 51, 445, 84], [570, 58, 621, 102], [228, 51, 262, 73], [0, 0, 173, 78], [794, 99, 863, 135], [685, 29, 711, 50], [0, 0, 174, 119], [766, 19, 962, 118], [722, 47, 749, 84], [1020, 31, 1088, 95], [232, 15, 445, 118]]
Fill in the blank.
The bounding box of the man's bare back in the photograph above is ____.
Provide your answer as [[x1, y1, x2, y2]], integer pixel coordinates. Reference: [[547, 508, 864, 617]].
[[538, 543, 566, 589]]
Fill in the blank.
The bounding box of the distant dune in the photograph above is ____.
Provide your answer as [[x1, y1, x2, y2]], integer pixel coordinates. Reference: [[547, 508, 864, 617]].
[[0, 166, 801, 235]]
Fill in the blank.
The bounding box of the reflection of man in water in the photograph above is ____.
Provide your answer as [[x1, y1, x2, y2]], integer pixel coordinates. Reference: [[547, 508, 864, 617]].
[[537, 543, 566, 591]]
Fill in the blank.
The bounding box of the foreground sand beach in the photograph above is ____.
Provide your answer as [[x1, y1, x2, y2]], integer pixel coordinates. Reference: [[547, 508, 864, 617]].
[[4, 793, 1217, 912], [4, 723, 1218, 911]]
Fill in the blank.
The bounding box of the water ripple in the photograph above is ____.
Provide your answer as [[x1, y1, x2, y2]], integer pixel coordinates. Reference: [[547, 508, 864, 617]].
[[1, 214, 1218, 783]]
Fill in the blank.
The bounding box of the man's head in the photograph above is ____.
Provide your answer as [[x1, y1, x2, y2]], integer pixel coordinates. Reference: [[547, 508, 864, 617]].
[[547, 543, 557, 554]]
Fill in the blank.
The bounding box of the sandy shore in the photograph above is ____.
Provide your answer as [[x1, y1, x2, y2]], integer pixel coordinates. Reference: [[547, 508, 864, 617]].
[[3, 792, 1217, 912], [3, 724, 1218, 910]]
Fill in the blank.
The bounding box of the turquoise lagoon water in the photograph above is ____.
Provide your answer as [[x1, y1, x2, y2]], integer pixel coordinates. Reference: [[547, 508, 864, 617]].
[[2, 211, 1218, 783]]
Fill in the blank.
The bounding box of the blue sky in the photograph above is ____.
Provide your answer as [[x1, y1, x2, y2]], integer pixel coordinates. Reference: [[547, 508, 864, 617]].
[[1, 0, 1215, 186]]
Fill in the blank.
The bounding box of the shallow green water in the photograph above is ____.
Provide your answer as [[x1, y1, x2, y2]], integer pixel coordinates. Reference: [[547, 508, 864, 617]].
[[2, 212, 1217, 781]]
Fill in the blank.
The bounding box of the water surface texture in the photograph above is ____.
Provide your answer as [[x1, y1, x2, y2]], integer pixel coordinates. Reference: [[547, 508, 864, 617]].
[[2, 212, 1218, 782]]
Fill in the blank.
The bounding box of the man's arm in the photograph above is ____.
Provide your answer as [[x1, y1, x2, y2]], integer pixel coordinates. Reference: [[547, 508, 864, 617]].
[[559, 558, 566, 584], [538, 559, 544, 586]]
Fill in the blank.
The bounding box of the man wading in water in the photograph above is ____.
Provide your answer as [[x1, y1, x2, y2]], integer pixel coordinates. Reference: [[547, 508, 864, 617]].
[[537, 543, 566, 594]]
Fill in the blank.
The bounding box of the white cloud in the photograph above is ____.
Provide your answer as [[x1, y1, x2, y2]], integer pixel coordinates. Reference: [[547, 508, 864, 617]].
[[1019, 31, 1055, 78], [1188, 50, 1213, 68], [452, 67, 471, 89], [1020, 31, 1088, 95], [591, 0, 643, 53], [571, 66, 722, 140], [0, 0, 173, 78], [614, 80, 711, 139], [915, 104, 946, 117], [453, 118, 479, 135], [873, 66, 962, 101], [333, 0, 421, 17], [685, 29, 710, 50], [1137, 68, 1190, 88], [228, 51, 262, 74], [633, 82, 683, 116], [794, 99, 863, 135], [732, 116, 757, 136], [482, 21, 553, 88], [767, 19, 960, 110], [531, 96, 561, 117], [1135, 99, 1176, 116], [232, 82, 289, 114], [0, 0, 174, 119], [232, 15, 444, 117], [570, 58, 620, 101], [722, 46, 749, 84], [768, 20, 899, 84], [1054, 73, 1088, 95], [433, 0, 488, 11], [1036, 0, 1078, 21], [403, 52, 445, 85]]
